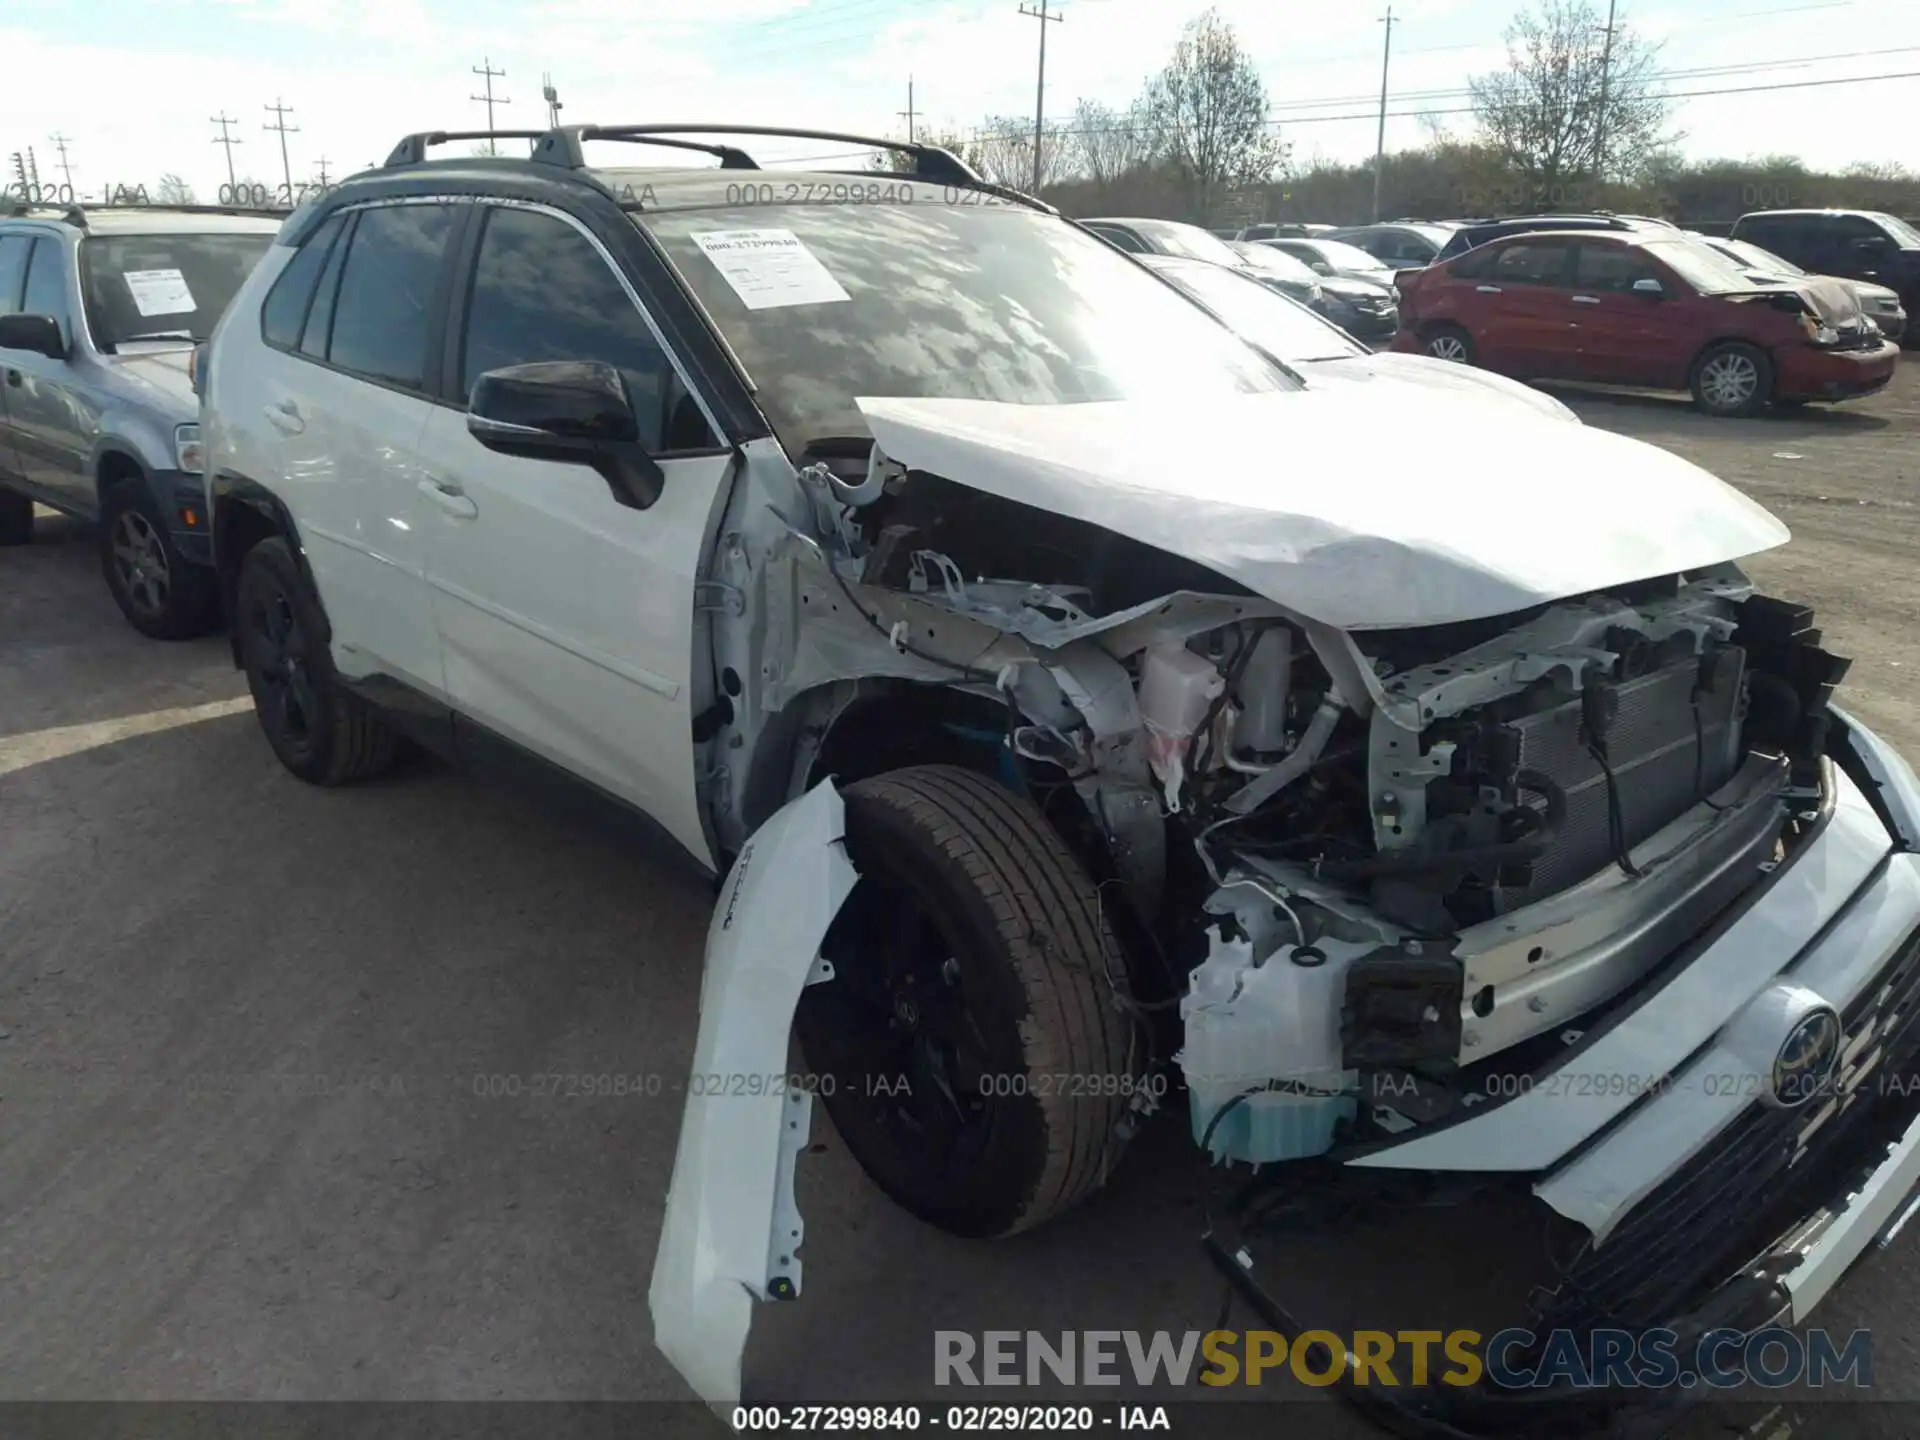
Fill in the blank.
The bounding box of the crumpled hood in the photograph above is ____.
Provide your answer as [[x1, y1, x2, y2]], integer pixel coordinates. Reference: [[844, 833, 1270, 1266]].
[[1791, 275, 1868, 327], [857, 387, 1789, 630], [108, 349, 195, 410]]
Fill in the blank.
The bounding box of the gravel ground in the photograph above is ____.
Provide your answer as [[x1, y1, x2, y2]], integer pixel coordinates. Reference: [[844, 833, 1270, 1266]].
[[0, 366, 1915, 1439]]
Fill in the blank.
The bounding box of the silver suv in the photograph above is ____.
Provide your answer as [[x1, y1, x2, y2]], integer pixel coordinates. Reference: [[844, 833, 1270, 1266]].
[[0, 205, 280, 637]]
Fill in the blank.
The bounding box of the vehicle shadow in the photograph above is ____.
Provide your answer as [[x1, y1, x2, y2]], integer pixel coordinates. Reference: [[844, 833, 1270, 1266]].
[[1536, 382, 1895, 438]]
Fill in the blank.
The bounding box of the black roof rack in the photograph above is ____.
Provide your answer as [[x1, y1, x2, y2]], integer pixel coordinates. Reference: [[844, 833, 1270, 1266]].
[[384, 130, 549, 166], [528, 124, 985, 188], [4, 200, 288, 225]]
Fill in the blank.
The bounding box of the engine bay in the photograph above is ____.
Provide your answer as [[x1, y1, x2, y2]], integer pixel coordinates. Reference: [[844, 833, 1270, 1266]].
[[775, 456, 1853, 1169]]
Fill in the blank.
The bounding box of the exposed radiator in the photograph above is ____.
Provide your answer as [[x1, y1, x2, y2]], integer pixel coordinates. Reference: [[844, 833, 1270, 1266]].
[[1496, 646, 1747, 909]]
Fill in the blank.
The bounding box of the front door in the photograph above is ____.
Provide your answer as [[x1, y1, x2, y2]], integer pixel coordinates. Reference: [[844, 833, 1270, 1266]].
[[2, 235, 93, 511], [1566, 242, 1692, 388], [419, 201, 737, 867]]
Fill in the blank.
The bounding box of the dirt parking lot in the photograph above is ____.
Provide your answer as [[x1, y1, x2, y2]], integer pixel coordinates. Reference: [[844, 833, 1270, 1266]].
[[1, 369, 1916, 1437]]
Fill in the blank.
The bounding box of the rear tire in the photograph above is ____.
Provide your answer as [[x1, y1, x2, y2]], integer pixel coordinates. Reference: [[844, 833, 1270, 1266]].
[[236, 537, 399, 786], [1423, 323, 1475, 364], [0, 488, 31, 546], [1689, 341, 1772, 418], [99, 478, 220, 639], [796, 765, 1139, 1239]]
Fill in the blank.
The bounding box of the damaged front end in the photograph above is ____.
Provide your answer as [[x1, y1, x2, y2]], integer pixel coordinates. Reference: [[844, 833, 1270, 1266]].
[[651, 391, 1920, 1424]]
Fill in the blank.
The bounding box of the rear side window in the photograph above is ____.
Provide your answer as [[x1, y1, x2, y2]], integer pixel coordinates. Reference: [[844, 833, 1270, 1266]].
[[1738, 216, 1803, 254], [458, 206, 715, 451], [326, 203, 456, 390], [0, 234, 31, 315], [260, 214, 346, 350], [1492, 242, 1571, 285], [1087, 224, 1145, 254], [1447, 246, 1498, 280]]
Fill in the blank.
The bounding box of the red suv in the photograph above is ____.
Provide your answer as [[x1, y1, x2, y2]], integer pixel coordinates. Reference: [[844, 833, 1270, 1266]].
[[1393, 230, 1897, 416]]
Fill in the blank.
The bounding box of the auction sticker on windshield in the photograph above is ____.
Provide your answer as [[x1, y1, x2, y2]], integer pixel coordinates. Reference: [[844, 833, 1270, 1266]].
[[691, 229, 851, 310], [123, 269, 196, 317]]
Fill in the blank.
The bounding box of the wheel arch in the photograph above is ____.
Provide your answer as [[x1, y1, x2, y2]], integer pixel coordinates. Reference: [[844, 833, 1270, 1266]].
[[91, 441, 149, 510], [208, 471, 325, 666]]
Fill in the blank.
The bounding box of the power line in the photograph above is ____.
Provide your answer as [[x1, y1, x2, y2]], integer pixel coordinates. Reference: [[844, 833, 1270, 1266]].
[[263, 99, 298, 201], [1019, 0, 1064, 193], [471, 57, 509, 152], [211, 113, 243, 191]]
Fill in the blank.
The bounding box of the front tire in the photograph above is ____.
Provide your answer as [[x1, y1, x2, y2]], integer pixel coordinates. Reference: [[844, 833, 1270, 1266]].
[[99, 478, 220, 638], [1423, 323, 1475, 363], [796, 765, 1140, 1239], [1689, 341, 1772, 418], [236, 537, 399, 786], [0, 488, 32, 546]]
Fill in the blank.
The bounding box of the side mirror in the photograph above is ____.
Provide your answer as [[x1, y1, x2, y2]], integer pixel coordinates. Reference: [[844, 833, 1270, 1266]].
[[1631, 277, 1665, 298], [0, 313, 67, 359], [467, 360, 665, 509], [1311, 261, 1332, 274]]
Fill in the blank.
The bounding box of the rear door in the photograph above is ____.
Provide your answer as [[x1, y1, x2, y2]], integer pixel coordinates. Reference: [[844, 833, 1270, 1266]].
[[261, 200, 456, 697], [1470, 240, 1578, 377], [0, 233, 30, 487], [417, 200, 737, 867], [1566, 240, 1694, 388]]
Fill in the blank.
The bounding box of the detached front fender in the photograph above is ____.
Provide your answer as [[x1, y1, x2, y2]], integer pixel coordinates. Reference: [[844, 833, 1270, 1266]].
[[649, 780, 858, 1410]]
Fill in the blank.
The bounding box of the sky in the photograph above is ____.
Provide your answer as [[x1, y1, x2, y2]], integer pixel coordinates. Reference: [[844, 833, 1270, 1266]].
[[2, 0, 1917, 201]]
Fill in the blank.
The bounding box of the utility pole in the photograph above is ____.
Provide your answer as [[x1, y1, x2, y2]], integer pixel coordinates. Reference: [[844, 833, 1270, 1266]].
[[472, 58, 509, 153], [542, 73, 563, 129], [315, 157, 332, 188], [1371, 7, 1394, 222], [263, 99, 298, 202], [48, 133, 76, 193], [1018, 0, 1062, 194], [212, 113, 242, 192], [898, 76, 918, 145], [1592, 0, 1619, 187]]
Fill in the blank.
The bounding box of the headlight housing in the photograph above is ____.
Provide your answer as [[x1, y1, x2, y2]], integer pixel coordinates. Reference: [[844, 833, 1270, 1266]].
[[174, 422, 204, 475], [1799, 314, 1840, 346]]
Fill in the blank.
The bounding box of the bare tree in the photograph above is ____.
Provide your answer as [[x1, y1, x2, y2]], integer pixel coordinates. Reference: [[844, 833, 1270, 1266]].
[[969, 115, 1071, 192], [155, 173, 196, 204], [1843, 159, 1914, 182], [1070, 99, 1159, 187], [1469, 0, 1671, 195], [1143, 9, 1287, 222]]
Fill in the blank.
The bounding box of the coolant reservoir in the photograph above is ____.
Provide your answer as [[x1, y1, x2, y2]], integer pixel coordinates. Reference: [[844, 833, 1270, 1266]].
[[1138, 643, 1225, 808], [1178, 930, 1362, 1164], [1232, 627, 1292, 756]]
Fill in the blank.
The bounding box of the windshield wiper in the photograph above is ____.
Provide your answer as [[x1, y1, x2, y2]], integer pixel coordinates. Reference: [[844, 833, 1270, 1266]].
[[120, 330, 197, 344]]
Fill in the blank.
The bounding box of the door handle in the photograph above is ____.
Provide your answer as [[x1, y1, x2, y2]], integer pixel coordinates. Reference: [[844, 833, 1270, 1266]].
[[418, 477, 478, 520], [1571, 294, 1601, 305], [264, 398, 305, 435], [4, 368, 19, 387], [1476, 285, 1503, 294]]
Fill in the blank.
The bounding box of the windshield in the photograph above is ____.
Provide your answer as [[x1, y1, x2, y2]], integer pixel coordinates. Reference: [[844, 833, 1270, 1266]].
[[79, 232, 273, 347], [1129, 219, 1244, 265], [1867, 212, 1920, 248], [1306, 239, 1391, 274], [1230, 242, 1317, 283], [1717, 237, 1804, 276], [1640, 238, 1765, 295], [644, 201, 1291, 453], [1153, 259, 1364, 363]]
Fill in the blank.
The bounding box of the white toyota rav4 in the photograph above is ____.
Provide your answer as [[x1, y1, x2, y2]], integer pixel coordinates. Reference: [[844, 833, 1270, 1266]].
[[200, 125, 1920, 1431]]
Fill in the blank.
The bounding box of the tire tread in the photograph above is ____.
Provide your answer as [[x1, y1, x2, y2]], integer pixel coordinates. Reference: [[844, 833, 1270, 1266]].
[[843, 764, 1135, 1232]]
